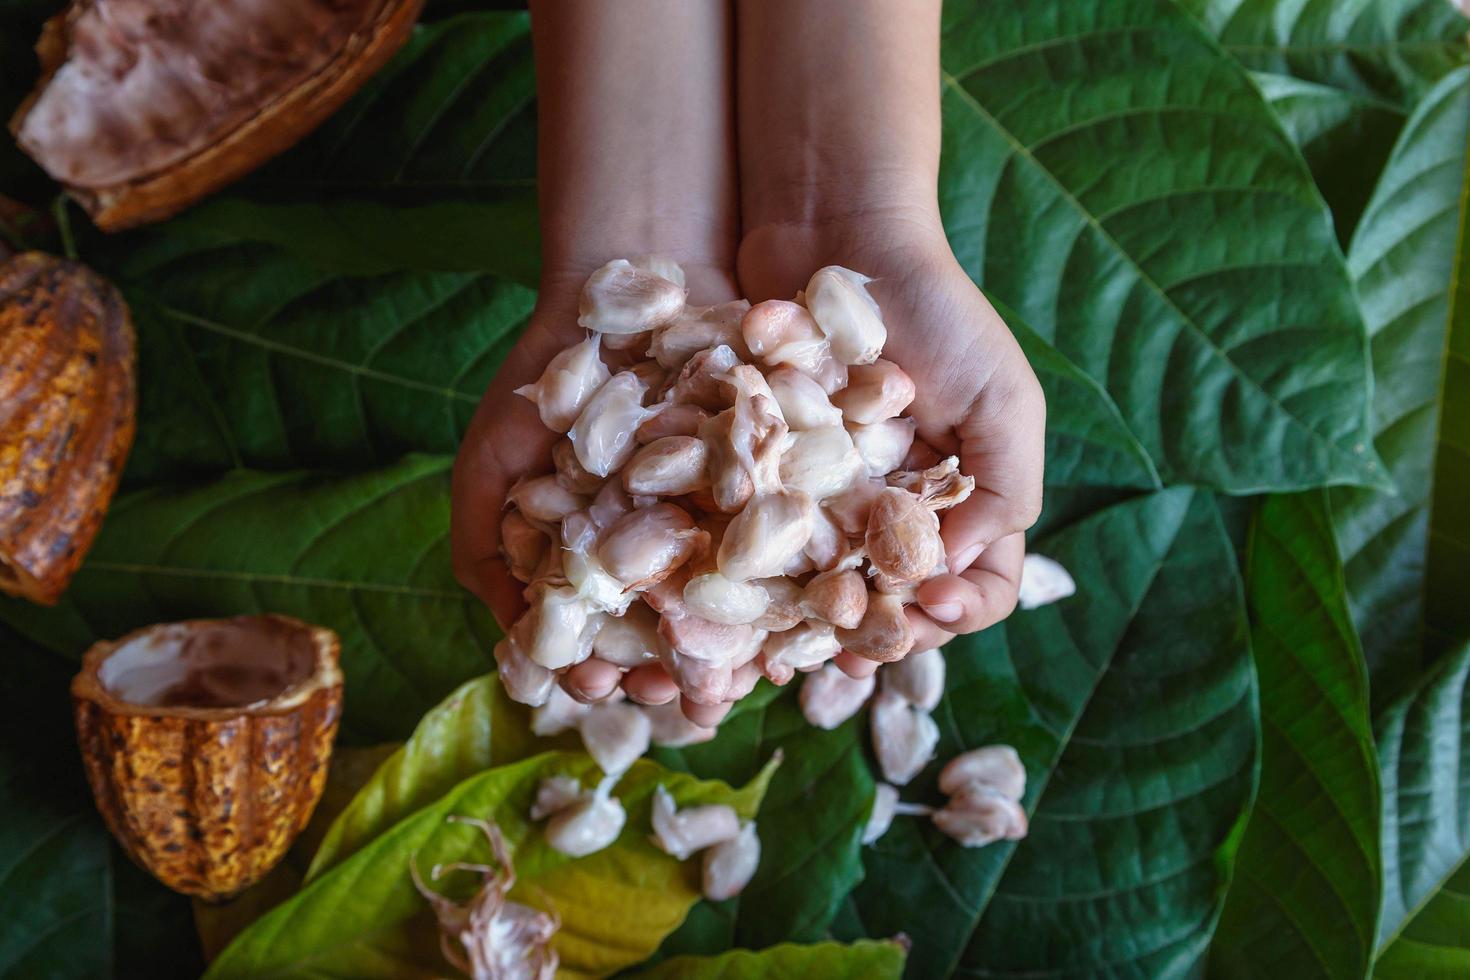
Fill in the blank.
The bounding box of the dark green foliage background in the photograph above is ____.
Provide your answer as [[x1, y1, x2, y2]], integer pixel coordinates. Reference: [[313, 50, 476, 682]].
[[0, 0, 1467, 977]]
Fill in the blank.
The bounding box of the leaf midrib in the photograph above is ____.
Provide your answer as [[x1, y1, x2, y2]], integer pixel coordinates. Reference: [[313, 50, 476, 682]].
[[158, 307, 482, 404], [80, 561, 464, 600]]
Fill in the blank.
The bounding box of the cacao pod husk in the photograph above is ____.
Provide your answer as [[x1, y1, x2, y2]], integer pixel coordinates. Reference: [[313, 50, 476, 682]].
[[9, 0, 425, 231], [72, 615, 344, 901], [0, 251, 134, 604]]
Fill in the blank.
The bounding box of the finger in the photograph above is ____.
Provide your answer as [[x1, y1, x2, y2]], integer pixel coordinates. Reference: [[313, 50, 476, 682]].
[[450, 323, 572, 628], [623, 663, 679, 705], [562, 659, 623, 703], [939, 372, 1045, 574], [915, 533, 1025, 635], [451, 433, 524, 628], [834, 650, 880, 679], [905, 605, 956, 652], [450, 417, 553, 628], [681, 696, 732, 728]]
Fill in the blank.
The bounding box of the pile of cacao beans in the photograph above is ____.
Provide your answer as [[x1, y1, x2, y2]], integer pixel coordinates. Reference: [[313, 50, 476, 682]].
[[494, 257, 972, 725]]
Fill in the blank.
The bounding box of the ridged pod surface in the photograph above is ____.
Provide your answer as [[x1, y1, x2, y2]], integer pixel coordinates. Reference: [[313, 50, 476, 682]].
[[0, 252, 134, 604], [71, 615, 343, 900]]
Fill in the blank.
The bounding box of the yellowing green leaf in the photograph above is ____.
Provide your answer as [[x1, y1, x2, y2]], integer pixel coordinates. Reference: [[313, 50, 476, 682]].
[[307, 673, 558, 880], [204, 752, 776, 980], [651, 684, 872, 953]]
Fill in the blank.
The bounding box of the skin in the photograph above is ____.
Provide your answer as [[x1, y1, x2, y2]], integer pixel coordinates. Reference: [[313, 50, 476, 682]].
[[452, 0, 1044, 719]]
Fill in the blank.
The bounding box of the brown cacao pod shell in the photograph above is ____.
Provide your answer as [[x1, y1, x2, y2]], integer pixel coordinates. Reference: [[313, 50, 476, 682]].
[[72, 615, 344, 901], [8, 0, 425, 231], [0, 252, 134, 604]]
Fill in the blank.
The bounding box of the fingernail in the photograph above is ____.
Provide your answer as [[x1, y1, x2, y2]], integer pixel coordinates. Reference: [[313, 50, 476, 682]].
[[950, 543, 983, 572], [922, 600, 963, 623]]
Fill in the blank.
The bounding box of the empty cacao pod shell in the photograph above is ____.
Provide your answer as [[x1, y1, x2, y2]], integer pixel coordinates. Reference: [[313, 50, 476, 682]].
[[9, 0, 425, 231], [71, 615, 344, 900], [0, 252, 134, 604]]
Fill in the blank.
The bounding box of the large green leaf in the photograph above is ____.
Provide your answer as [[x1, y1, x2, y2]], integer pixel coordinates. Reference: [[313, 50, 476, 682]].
[[1375, 855, 1470, 978], [1424, 109, 1470, 657], [0, 628, 201, 980], [845, 487, 1256, 977], [205, 751, 774, 980], [109, 239, 533, 483], [627, 940, 905, 980], [307, 673, 560, 880], [0, 456, 493, 743], [1003, 305, 1161, 489], [1253, 71, 1406, 243], [1331, 67, 1470, 697], [649, 684, 874, 953], [1368, 70, 1470, 977], [1177, 0, 1470, 108], [103, 12, 540, 284], [939, 0, 1383, 493], [1213, 492, 1381, 978], [1374, 641, 1470, 964]]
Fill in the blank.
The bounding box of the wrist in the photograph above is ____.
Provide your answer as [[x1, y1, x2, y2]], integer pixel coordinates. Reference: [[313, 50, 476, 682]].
[[740, 155, 939, 234], [737, 200, 953, 300]]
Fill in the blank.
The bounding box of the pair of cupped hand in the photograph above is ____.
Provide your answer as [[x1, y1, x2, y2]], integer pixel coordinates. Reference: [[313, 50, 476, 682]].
[[451, 216, 1046, 725]]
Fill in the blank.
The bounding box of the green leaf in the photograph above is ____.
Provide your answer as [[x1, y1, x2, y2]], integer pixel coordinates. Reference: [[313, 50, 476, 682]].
[[104, 12, 541, 284], [0, 628, 202, 980], [1253, 71, 1406, 243], [1001, 302, 1161, 489], [626, 940, 906, 980], [1331, 67, 1470, 697], [649, 684, 873, 953], [307, 673, 559, 880], [1212, 491, 1381, 978], [1177, 0, 1470, 108], [204, 751, 775, 980], [848, 487, 1257, 977], [1424, 105, 1470, 658], [0, 456, 494, 743], [110, 239, 533, 483], [1374, 640, 1470, 961], [939, 0, 1383, 492], [1375, 856, 1470, 978], [111, 199, 1151, 496]]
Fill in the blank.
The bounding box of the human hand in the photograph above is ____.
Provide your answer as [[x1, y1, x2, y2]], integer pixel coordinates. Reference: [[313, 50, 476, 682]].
[[451, 264, 742, 711], [737, 213, 1046, 676]]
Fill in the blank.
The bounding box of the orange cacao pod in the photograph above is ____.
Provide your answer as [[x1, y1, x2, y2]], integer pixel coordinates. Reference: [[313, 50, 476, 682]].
[[72, 615, 344, 901], [0, 251, 134, 604]]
